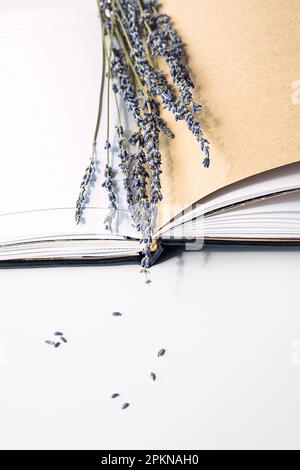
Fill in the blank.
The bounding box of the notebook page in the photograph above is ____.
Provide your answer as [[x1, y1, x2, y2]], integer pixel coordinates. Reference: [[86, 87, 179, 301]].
[[0, 2, 138, 240], [156, 162, 300, 236], [158, 0, 300, 227]]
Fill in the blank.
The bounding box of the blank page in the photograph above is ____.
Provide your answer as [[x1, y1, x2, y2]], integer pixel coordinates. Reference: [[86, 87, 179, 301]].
[[0, 1, 137, 240]]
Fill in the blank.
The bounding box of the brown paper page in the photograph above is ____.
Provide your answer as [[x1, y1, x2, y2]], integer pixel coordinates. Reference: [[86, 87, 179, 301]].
[[158, 0, 300, 228]]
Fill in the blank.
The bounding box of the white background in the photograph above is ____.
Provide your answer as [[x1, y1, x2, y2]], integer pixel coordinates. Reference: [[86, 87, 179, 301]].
[[1, 0, 300, 451], [1, 249, 300, 450]]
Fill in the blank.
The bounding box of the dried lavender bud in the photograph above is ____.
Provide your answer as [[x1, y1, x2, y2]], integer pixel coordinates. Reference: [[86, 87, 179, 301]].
[[45, 340, 56, 346], [75, 154, 96, 225], [54, 342, 61, 348], [140, 268, 152, 285], [116, 126, 135, 206], [121, 403, 130, 410], [104, 140, 111, 150], [203, 159, 210, 168], [54, 332, 63, 336], [201, 139, 210, 159], [102, 164, 117, 232], [155, 116, 174, 139], [150, 372, 157, 381], [157, 348, 166, 357], [111, 47, 143, 126], [60, 337, 67, 343], [112, 311, 122, 317], [111, 393, 120, 399]]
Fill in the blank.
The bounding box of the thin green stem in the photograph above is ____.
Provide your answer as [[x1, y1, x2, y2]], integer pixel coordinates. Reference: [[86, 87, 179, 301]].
[[114, 10, 132, 49], [93, 0, 108, 150], [112, 10, 147, 96], [93, 37, 106, 150], [137, 0, 152, 34], [116, 0, 129, 25], [112, 13, 152, 113], [101, 8, 122, 128], [106, 68, 110, 165], [114, 7, 153, 114], [113, 25, 145, 92], [105, 1, 117, 165]]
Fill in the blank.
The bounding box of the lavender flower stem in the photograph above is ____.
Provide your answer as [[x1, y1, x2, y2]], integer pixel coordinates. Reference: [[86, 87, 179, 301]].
[[101, 12, 122, 128], [136, 0, 152, 34], [94, 3, 107, 145], [112, 17, 145, 92], [116, 1, 130, 25]]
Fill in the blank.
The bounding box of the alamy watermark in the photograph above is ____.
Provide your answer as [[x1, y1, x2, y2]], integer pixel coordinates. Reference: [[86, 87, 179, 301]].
[[291, 80, 300, 105]]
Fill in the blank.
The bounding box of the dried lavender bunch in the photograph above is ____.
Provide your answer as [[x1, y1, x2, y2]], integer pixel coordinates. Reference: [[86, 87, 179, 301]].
[[76, 0, 210, 271]]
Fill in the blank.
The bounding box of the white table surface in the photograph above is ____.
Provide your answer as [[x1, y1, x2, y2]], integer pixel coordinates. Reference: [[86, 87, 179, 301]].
[[0, 248, 300, 450]]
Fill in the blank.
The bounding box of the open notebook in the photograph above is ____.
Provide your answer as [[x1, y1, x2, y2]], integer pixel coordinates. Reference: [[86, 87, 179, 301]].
[[0, 0, 299, 266]]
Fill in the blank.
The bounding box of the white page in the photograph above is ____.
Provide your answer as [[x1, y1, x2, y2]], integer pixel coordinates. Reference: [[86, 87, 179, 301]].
[[157, 162, 300, 236], [162, 192, 300, 239], [0, 1, 139, 240], [204, 191, 300, 221]]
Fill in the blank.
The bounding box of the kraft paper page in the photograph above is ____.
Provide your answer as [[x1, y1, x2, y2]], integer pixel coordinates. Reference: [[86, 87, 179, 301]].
[[158, 0, 300, 228]]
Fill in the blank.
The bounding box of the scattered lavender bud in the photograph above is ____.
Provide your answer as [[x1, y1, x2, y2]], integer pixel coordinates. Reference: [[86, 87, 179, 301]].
[[54, 332, 63, 336], [54, 342, 61, 348], [150, 372, 157, 381], [45, 340, 56, 346], [121, 403, 130, 410], [111, 393, 120, 399], [141, 268, 152, 285], [60, 337, 67, 343], [158, 348, 166, 357], [104, 140, 111, 150], [112, 312, 122, 317]]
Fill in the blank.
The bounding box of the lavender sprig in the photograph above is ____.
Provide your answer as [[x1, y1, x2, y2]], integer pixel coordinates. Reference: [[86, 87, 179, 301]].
[[110, 47, 143, 126], [75, 149, 97, 225], [117, 125, 134, 206]]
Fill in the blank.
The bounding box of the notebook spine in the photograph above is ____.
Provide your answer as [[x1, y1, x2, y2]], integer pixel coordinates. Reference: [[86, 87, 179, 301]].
[[149, 241, 165, 267]]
